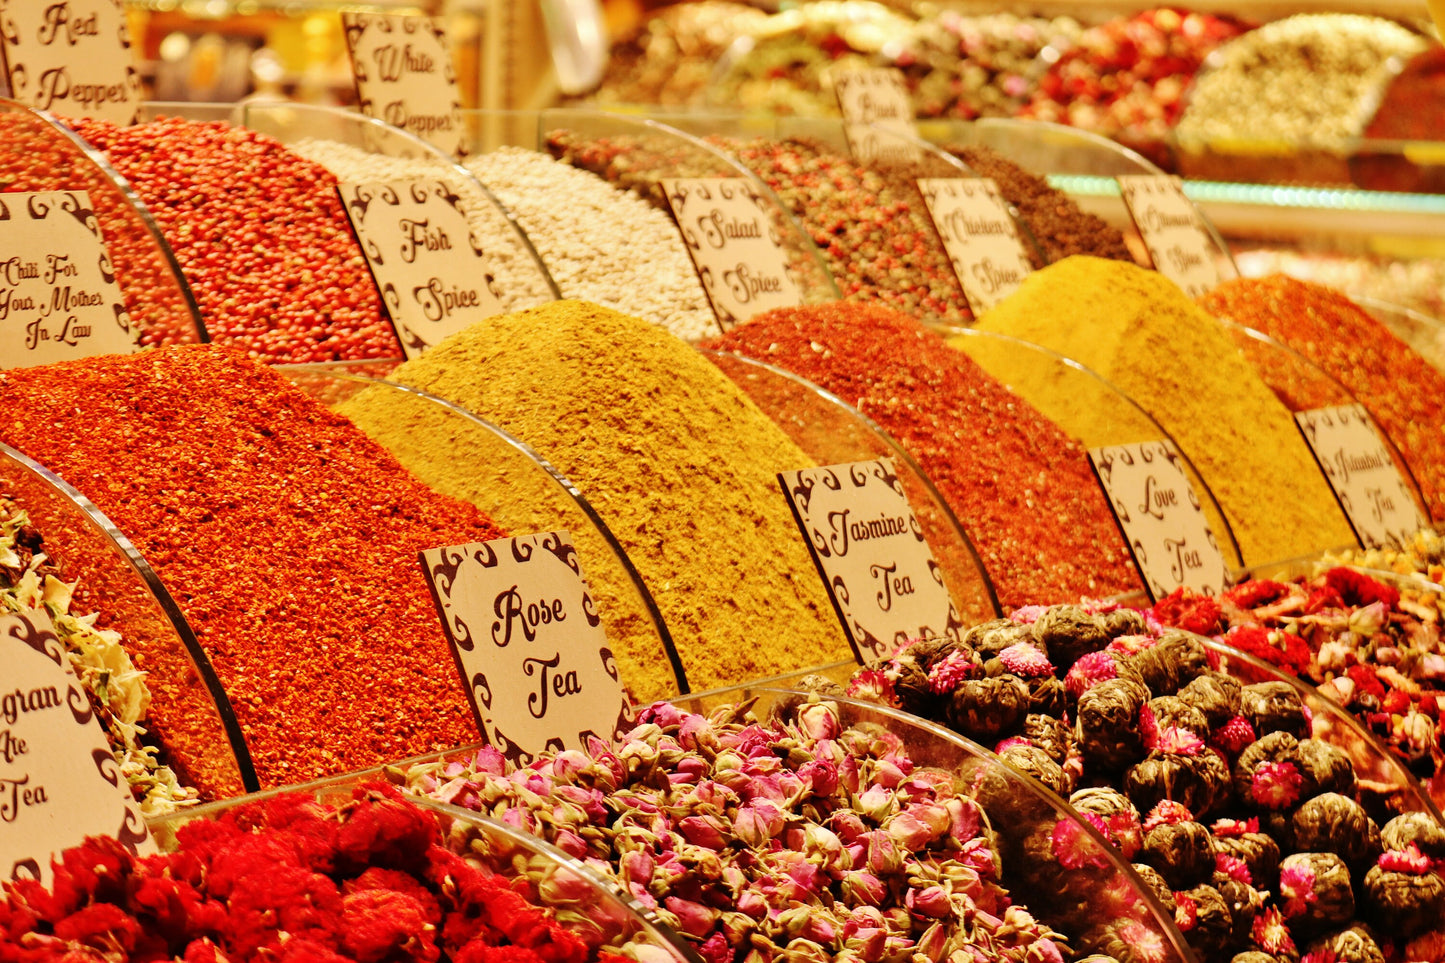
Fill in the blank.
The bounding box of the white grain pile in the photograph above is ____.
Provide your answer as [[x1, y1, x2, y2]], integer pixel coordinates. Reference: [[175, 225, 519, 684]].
[[465, 147, 719, 342], [291, 138, 557, 313]]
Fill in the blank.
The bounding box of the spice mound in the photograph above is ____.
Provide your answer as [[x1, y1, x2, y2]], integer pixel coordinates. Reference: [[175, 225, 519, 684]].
[[844, 604, 1439, 963], [66, 116, 399, 364], [384, 300, 850, 695], [1201, 275, 1445, 524], [402, 695, 1089, 963], [0, 345, 504, 787], [0, 781, 631, 962], [974, 256, 1356, 564], [0, 496, 196, 816], [705, 300, 1142, 608]]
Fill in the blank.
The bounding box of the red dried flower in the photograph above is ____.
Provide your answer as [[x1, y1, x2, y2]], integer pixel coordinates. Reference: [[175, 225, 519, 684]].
[[928, 650, 978, 693], [1209, 716, 1256, 757], [1215, 853, 1252, 884], [1251, 907, 1295, 956], [345, 867, 443, 926], [998, 642, 1053, 678], [1379, 844, 1434, 875], [1250, 761, 1304, 809], [223, 863, 344, 956], [847, 668, 899, 706], [1151, 589, 1224, 636], [342, 889, 441, 963], [1384, 689, 1411, 715], [1143, 800, 1194, 831], [125, 875, 225, 946], [1051, 814, 1112, 871], [1173, 891, 1198, 931], [1345, 664, 1386, 703], [52, 902, 151, 955], [1304, 586, 1346, 614], [1210, 817, 1258, 838], [1280, 862, 1318, 918], [1156, 727, 1205, 756], [1325, 567, 1400, 609], [1066, 651, 1119, 698], [1226, 580, 1290, 609], [454, 944, 548, 963], [336, 785, 440, 875]]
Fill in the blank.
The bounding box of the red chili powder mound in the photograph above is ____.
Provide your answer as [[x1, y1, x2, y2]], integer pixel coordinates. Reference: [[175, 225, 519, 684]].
[[705, 302, 1143, 607], [0, 345, 501, 787], [1202, 275, 1445, 523]]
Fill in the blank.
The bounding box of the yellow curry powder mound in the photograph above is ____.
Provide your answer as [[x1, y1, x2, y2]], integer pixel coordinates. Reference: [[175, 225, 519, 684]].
[[382, 300, 852, 696], [974, 257, 1356, 564]]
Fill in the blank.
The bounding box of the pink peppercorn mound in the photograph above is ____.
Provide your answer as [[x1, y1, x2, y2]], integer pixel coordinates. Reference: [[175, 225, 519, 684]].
[[65, 116, 399, 364], [0, 345, 502, 787], [705, 301, 1143, 607], [1201, 275, 1445, 524], [0, 782, 613, 963]]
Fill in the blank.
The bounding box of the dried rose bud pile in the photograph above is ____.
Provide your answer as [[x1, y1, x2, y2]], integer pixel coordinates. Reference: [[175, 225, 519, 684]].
[[843, 604, 1443, 962], [1152, 566, 1445, 805], [400, 697, 1082, 963], [0, 783, 626, 963]]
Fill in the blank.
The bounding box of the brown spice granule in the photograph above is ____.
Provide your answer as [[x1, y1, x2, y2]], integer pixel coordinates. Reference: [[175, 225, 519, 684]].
[[0, 345, 502, 787]]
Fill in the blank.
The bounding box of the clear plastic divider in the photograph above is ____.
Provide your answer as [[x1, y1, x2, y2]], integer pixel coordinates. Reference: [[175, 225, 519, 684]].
[[1354, 294, 1445, 374]]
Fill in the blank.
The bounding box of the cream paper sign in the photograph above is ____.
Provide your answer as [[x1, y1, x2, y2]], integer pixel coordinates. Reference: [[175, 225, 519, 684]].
[[660, 177, 801, 332], [1088, 440, 1230, 600], [1, 609, 154, 885], [918, 177, 1033, 312], [419, 532, 632, 765], [0, 191, 140, 370], [0, 0, 141, 124], [1295, 404, 1428, 550], [779, 459, 963, 662], [1116, 175, 1224, 298], [341, 13, 465, 158], [831, 68, 924, 167], [338, 179, 505, 359]]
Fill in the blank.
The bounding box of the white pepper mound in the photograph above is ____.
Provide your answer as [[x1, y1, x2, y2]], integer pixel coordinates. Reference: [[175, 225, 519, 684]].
[[291, 138, 556, 313], [465, 146, 718, 342]]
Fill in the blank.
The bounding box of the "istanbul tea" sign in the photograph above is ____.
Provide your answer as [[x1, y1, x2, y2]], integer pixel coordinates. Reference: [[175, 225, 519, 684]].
[[660, 177, 801, 331], [341, 13, 465, 157], [1, 609, 154, 885], [1116, 175, 1226, 298], [0, 190, 140, 370], [0, 0, 141, 124], [338, 179, 506, 358], [419, 532, 631, 764], [779, 458, 963, 661], [1295, 404, 1429, 550], [1088, 439, 1231, 600], [918, 177, 1034, 312]]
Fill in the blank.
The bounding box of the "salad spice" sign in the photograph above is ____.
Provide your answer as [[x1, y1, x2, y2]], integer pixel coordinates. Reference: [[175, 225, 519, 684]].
[[1116, 175, 1225, 298], [338, 179, 505, 358], [341, 13, 465, 158], [779, 459, 963, 661], [1295, 404, 1429, 550], [0, 190, 140, 370], [918, 178, 1034, 312], [0, 0, 141, 124], [419, 532, 631, 765], [1088, 439, 1230, 600], [1, 609, 154, 885], [660, 177, 801, 331]]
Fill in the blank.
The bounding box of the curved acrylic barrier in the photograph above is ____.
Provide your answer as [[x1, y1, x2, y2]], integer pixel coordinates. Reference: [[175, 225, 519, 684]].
[[278, 363, 686, 700], [0, 442, 255, 799], [945, 326, 1243, 573], [1355, 294, 1445, 374], [146, 772, 701, 963], [700, 347, 1001, 624], [917, 116, 1238, 278], [0, 98, 204, 353], [676, 687, 1196, 963], [140, 101, 560, 316]]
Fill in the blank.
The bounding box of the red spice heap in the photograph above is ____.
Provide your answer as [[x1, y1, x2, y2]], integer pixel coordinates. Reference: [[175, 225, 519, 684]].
[[66, 116, 399, 364], [705, 302, 1142, 607], [0, 345, 502, 787], [0, 783, 617, 963], [1202, 275, 1445, 523]]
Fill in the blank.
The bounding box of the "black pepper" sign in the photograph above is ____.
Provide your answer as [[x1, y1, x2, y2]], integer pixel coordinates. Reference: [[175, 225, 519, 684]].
[[779, 458, 963, 662], [341, 13, 465, 158], [419, 532, 631, 765], [0, 190, 140, 370], [0, 0, 141, 124], [831, 68, 924, 167], [1, 609, 154, 885]]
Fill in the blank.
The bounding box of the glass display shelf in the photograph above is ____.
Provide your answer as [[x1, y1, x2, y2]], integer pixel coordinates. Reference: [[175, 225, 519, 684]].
[[146, 771, 702, 963], [0, 441, 256, 800], [277, 362, 685, 700], [0, 98, 205, 355], [700, 347, 1001, 625]]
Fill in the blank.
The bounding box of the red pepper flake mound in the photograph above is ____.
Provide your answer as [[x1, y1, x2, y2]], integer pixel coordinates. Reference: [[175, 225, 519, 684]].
[[1202, 275, 1445, 524], [0, 345, 501, 787], [705, 301, 1142, 607], [65, 116, 399, 364], [0, 783, 609, 962]]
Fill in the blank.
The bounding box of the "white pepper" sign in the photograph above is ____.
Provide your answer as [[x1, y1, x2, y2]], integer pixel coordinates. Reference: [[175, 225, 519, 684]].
[[1116, 175, 1225, 298], [918, 178, 1034, 312], [0, 190, 140, 370], [779, 459, 963, 662], [0, 0, 141, 124], [1088, 440, 1230, 600], [338, 179, 505, 359], [1, 609, 155, 885], [660, 177, 801, 332], [1295, 404, 1428, 550], [341, 14, 465, 158], [419, 532, 632, 765]]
